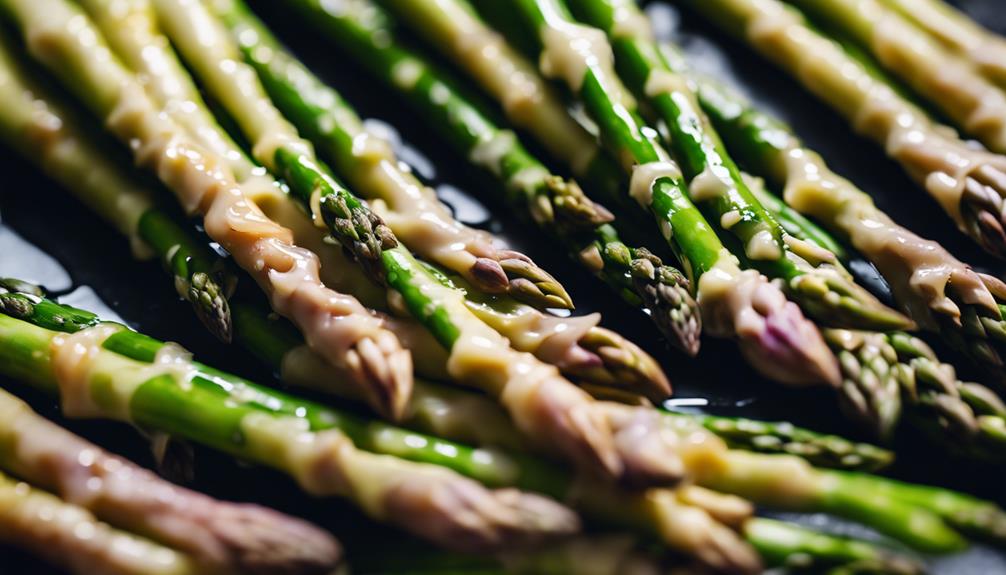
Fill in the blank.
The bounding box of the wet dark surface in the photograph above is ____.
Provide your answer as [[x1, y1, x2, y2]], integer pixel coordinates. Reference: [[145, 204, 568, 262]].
[[1, 0, 1006, 572]]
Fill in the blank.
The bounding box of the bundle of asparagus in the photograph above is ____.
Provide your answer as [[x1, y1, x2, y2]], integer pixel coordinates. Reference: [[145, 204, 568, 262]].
[[0, 387, 343, 575], [7, 290, 1005, 573]]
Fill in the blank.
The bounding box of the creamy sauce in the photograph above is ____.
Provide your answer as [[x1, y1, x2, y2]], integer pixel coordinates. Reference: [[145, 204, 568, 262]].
[[428, 0, 600, 176], [608, 0, 654, 41], [643, 68, 692, 99], [539, 19, 636, 110], [698, 451, 824, 508], [745, 229, 782, 260], [735, 0, 1006, 232], [687, 164, 733, 203], [628, 161, 683, 207]]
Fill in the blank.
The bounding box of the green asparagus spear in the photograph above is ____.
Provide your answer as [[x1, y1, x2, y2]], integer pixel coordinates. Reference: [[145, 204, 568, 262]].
[[3, 291, 995, 554], [288, 0, 842, 388], [788, 0, 1006, 154], [558, 0, 910, 334], [683, 51, 1006, 382], [0, 36, 233, 342], [681, 0, 1006, 259], [216, 0, 703, 358]]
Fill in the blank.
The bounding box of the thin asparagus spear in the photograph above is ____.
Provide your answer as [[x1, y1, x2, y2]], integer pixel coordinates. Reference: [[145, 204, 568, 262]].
[[558, 0, 911, 334], [684, 54, 1006, 381], [0, 312, 581, 551], [4, 293, 994, 555], [0, 0, 418, 420], [681, 0, 1006, 259], [0, 387, 344, 575], [315, 0, 840, 387], [0, 470, 200, 575], [788, 0, 1006, 154], [879, 0, 1006, 89], [149, 0, 686, 484], [215, 0, 702, 363], [0, 36, 233, 343]]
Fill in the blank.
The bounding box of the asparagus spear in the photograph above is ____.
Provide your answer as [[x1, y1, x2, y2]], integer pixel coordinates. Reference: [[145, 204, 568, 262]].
[[215, 0, 702, 361], [0, 35, 233, 343], [684, 52, 1006, 381], [681, 0, 1006, 259], [0, 387, 344, 574], [319, 0, 840, 387], [4, 292, 996, 555], [879, 0, 1006, 89], [788, 0, 1006, 154], [555, 0, 910, 334], [147, 0, 690, 483], [0, 0, 422, 421], [0, 470, 201, 575]]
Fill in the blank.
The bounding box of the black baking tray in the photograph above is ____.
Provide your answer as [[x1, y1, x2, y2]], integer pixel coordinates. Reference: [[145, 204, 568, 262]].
[[1, 0, 1005, 572]]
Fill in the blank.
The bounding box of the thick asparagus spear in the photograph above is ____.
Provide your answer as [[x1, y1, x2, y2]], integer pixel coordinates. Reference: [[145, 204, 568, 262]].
[[879, 0, 1006, 89], [788, 0, 1006, 154], [147, 0, 690, 483], [0, 387, 343, 575], [555, 0, 910, 334], [682, 0, 1006, 259], [0, 470, 200, 575], [685, 53, 1006, 381], [216, 0, 702, 361], [317, 0, 840, 387], [0, 311, 581, 551], [0, 36, 233, 343], [0, 0, 421, 420], [5, 292, 997, 555]]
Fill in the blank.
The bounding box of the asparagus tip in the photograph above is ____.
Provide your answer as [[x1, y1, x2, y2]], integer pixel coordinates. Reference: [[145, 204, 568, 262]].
[[599, 402, 688, 487], [347, 332, 414, 422], [544, 176, 615, 228], [568, 326, 672, 400], [499, 250, 575, 310], [631, 255, 702, 356], [0, 278, 45, 297], [738, 279, 841, 387], [962, 174, 1006, 258], [0, 292, 35, 319], [319, 194, 398, 283], [188, 272, 233, 343], [788, 267, 915, 332]]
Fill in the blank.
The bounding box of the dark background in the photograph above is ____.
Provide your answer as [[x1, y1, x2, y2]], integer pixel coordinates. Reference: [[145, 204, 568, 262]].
[[1, 0, 1005, 572]]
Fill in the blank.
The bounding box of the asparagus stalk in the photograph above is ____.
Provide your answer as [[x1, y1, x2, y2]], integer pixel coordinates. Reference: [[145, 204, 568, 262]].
[[0, 35, 233, 343], [330, 0, 840, 387], [559, 0, 911, 334], [0, 387, 344, 574], [681, 0, 1006, 259], [216, 0, 703, 361], [148, 0, 686, 484], [0, 470, 201, 575], [879, 0, 1006, 89], [0, 0, 420, 421], [685, 53, 1006, 381], [788, 0, 1006, 154], [4, 292, 995, 555]]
